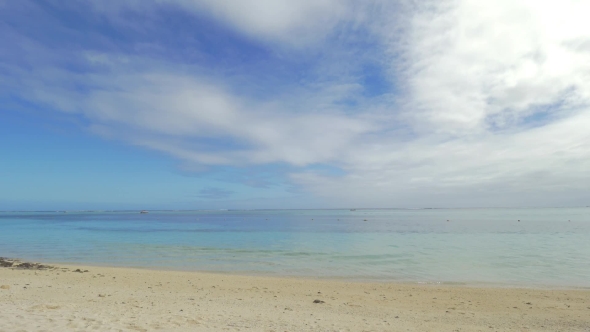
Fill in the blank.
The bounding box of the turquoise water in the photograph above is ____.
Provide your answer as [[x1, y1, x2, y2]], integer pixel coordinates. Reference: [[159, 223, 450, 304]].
[[1, 208, 589, 287]]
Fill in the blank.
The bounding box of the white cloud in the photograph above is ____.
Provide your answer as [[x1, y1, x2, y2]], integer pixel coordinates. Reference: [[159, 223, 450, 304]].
[[292, 109, 590, 207], [392, 0, 590, 134], [3, 0, 590, 207], [289, 0, 590, 206], [85, 0, 353, 47], [174, 0, 350, 46], [7, 54, 374, 167]]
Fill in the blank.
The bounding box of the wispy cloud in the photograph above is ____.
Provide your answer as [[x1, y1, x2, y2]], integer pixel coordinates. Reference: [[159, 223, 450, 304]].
[[1, 0, 589, 207]]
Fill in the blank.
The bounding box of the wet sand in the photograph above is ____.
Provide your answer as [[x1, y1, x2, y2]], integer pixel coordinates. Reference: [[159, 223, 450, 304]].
[[1, 260, 589, 331]]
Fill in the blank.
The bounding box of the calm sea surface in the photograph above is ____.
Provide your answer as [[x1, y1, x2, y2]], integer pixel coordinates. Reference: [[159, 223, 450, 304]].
[[1, 209, 589, 287]]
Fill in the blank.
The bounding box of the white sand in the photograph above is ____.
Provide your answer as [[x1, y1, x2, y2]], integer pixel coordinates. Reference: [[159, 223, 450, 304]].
[[1, 262, 589, 331]]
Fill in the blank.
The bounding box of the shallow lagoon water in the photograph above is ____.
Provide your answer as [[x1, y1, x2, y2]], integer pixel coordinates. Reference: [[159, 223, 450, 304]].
[[1, 208, 589, 287]]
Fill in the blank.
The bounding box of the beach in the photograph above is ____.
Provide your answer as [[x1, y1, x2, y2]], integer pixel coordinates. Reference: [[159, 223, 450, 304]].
[[3, 0, 590, 329], [1, 261, 589, 331]]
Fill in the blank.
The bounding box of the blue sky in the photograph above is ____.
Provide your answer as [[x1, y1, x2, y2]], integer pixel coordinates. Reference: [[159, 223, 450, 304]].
[[1, 0, 590, 210]]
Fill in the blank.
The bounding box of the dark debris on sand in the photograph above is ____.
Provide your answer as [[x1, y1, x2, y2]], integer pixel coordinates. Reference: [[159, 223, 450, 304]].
[[0, 257, 14, 267], [0, 257, 55, 270]]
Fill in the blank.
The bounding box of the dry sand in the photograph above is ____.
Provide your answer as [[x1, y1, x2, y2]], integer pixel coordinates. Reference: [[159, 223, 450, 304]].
[[1, 260, 589, 331]]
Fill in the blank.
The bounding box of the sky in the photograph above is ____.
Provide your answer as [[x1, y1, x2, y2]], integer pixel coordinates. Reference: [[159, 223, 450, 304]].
[[1, 0, 590, 210]]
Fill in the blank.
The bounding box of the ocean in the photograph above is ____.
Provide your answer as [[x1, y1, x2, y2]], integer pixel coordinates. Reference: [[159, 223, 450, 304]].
[[1, 208, 588, 288]]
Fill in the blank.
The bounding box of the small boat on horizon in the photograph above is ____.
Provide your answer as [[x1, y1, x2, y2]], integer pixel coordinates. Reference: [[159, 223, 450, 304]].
[[140, 210, 149, 214]]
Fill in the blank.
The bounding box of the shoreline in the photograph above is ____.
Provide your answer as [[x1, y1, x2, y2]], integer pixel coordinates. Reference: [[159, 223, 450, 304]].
[[4, 256, 589, 291], [2, 258, 590, 331]]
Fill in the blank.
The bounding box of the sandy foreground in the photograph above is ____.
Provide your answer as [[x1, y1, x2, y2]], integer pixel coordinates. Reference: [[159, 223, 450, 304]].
[[1, 260, 589, 332]]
